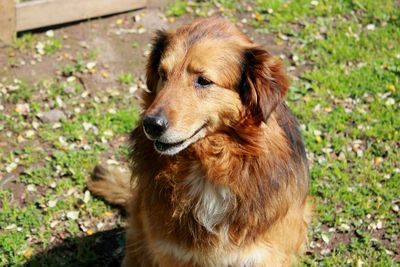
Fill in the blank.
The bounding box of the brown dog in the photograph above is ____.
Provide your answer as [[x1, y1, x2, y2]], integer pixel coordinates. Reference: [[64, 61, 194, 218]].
[[88, 17, 311, 267]]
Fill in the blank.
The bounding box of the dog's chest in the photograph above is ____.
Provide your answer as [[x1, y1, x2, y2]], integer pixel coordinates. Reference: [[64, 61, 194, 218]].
[[153, 238, 274, 267], [183, 168, 233, 233]]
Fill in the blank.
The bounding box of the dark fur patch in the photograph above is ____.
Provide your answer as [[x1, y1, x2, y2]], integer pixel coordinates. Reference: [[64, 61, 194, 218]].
[[146, 30, 170, 92], [275, 104, 307, 161], [238, 48, 289, 123], [238, 51, 257, 116]]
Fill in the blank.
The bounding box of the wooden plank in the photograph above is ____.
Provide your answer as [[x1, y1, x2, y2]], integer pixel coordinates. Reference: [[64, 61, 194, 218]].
[[16, 0, 147, 31], [147, 0, 172, 8], [0, 0, 16, 45]]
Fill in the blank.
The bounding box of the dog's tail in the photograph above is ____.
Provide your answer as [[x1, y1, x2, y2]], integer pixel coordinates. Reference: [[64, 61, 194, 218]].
[[87, 165, 133, 208]]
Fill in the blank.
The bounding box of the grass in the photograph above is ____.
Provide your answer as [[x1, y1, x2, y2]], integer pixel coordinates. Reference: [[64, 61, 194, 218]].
[[250, 0, 398, 265], [166, 0, 187, 17], [117, 73, 135, 85], [1, 0, 399, 266], [244, 0, 399, 265], [0, 77, 137, 265], [13, 32, 62, 55], [166, 0, 243, 18]]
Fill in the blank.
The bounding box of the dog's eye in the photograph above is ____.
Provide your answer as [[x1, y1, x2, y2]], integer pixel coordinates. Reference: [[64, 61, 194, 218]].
[[195, 76, 213, 88]]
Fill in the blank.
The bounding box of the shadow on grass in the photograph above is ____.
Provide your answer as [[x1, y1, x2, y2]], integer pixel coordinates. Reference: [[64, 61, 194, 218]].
[[22, 228, 125, 267]]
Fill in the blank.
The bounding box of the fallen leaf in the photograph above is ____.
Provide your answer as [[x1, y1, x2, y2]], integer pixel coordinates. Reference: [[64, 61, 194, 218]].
[[24, 130, 35, 138], [101, 70, 109, 78], [5, 224, 17, 230], [23, 248, 33, 258], [17, 134, 25, 143], [366, 24, 375, 31], [27, 184, 36, 192], [104, 211, 113, 218], [48, 200, 57, 208], [321, 233, 330, 244], [254, 12, 263, 22], [66, 211, 79, 220], [15, 103, 30, 115], [387, 84, 396, 92], [46, 30, 55, 38], [385, 98, 395, 106]]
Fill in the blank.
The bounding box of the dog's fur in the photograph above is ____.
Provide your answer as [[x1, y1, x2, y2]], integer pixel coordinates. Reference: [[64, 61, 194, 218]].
[[88, 18, 311, 267]]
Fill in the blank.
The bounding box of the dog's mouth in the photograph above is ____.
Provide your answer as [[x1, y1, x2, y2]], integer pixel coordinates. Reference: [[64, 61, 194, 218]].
[[154, 124, 207, 155]]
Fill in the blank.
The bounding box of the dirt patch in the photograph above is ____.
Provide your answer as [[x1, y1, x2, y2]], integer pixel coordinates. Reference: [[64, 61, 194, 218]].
[[0, 7, 300, 86]]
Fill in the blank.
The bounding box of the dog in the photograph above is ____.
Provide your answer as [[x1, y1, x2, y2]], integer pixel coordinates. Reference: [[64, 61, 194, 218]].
[[88, 17, 311, 267]]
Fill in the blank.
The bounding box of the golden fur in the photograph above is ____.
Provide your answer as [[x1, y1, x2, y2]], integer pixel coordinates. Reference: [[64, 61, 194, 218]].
[[88, 18, 311, 267]]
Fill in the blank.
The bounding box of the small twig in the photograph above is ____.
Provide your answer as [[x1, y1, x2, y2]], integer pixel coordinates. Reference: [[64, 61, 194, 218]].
[[0, 174, 16, 188], [77, 75, 89, 91]]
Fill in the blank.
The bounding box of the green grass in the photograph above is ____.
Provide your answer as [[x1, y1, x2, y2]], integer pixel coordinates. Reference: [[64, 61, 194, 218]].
[[0, 76, 137, 265], [13, 32, 62, 55], [117, 73, 135, 85], [166, 0, 244, 18], [12, 33, 37, 51], [166, 0, 187, 17], [251, 0, 399, 265], [1, 0, 399, 266]]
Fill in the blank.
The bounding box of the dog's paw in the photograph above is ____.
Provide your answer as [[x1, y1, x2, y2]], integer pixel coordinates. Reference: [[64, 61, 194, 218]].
[[91, 164, 111, 181]]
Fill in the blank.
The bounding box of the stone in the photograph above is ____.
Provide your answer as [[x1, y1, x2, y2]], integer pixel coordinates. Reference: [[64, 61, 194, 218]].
[[39, 109, 66, 123]]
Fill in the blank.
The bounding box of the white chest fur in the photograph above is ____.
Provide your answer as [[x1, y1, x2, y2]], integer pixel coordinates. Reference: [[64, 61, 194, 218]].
[[183, 165, 233, 233]]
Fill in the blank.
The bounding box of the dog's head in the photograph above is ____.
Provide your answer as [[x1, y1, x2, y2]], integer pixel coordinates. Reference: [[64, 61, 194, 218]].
[[142, 18, 289, 155]]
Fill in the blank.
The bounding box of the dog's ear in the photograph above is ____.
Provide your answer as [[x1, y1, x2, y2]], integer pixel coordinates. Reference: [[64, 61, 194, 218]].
[[146, 30, 169, 92], [239, 47, 289, 123]]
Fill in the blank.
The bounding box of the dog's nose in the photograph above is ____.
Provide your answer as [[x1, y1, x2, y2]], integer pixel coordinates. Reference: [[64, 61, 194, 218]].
[[143, 113, 169, 138]]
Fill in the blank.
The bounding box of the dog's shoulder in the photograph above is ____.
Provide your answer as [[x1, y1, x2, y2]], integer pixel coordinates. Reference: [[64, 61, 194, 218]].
[[274, 103, 307, 161]]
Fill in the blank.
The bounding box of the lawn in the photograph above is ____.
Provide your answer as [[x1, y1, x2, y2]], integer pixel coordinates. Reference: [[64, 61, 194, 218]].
[[0, 0, 399, 266]]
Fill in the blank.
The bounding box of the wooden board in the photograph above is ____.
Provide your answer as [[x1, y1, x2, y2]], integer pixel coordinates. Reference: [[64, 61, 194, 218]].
[[16, 0, 147, 31], [147, 0, 167, 7], [0, 0, 16, 44]]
